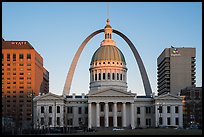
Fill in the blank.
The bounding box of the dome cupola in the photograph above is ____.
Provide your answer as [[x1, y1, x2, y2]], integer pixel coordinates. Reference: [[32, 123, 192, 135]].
[[89, 19, 128, 92]]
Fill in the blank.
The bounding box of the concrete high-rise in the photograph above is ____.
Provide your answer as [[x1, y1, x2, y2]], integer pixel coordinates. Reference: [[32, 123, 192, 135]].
[[2, 39, 49, 130], [157, 47, 196, 96]]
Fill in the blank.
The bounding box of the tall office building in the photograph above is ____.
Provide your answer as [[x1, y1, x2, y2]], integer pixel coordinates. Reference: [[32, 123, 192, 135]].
[[2, 39, 49, 130], [157, 47, 196, 96]]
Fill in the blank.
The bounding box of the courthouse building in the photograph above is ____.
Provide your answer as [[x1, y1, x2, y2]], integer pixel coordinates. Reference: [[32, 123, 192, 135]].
[[33, 19, 183, 130]]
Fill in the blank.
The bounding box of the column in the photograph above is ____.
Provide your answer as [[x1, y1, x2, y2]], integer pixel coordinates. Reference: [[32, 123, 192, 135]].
[[161, 105, 166, 126], [179, 105, 183, 128], [113, 102, 117, 127], [131, 102, 135, 129], [122, 102, 126, 127], [88, 103, 92, 129], [105, 102, 109, 127], [171, 106, 175, 125], [155, 105, 159, 127], [96, 102, 100, 127]]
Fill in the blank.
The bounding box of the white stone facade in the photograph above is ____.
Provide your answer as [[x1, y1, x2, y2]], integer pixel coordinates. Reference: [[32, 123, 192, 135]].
[[33, 92, 183, 130]]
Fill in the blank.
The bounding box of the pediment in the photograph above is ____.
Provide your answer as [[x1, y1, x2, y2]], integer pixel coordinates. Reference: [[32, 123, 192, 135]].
[[34, 92, 64, 101], [88, 88, 136, 97], [154, 93, 182, 101]]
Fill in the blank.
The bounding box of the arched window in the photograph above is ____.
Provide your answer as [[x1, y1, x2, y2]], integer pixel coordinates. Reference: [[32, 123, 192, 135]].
[[120, 74, 123, 80], [98, 73, 101, 80], [117, 73, 119, 80], [103, 73, 106, 80], [112, 73, 115, 80], [108, 73, 110, 80], [95, 73, 97, 81]]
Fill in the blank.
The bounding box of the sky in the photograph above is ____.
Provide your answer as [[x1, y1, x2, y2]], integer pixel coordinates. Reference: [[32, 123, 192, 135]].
[[2, 2, 202, 96]]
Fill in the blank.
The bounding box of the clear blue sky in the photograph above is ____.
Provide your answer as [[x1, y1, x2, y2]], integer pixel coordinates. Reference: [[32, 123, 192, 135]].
[[2, 2, 202, 96]]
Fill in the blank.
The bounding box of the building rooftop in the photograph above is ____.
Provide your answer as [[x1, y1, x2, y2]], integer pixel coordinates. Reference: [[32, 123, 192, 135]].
[[2, 40, 34, 49]]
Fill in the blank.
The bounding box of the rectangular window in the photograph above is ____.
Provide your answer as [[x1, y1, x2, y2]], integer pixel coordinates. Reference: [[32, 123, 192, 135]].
[[57, 117, 60, 125], [67, 107, 73, 113], [19, 54, 24, 59], [158, 106, 163, 113], [41, 106, 44, 113], [167, 106, 171, 113], [41, 117, 44, 125], [27, 53, 31, 59], [27, 77, 31, 80], [49, 117, 52, 125], [137, 107, 140, 114], [167, 117, 171, 125], [175, 117, 179, 125], [49, 106, 52, 113], [85, 107, 88, 114], [98, 73, 101, 80], [159, 117, 163, 125], [67, 119, 73, 125], [95, 74, 97, 81], [27, 63, 31, 66], [146, 107, 151, 114], [78, 107, 82, 114], [7, 54, 10, 61], [175, 106, 179, 113], [13, 54, 16, 61], [137, 118, 140, 126], [57, 106, 60, 113], [78, 118, 82, 124], [20, 73, 24, 75]]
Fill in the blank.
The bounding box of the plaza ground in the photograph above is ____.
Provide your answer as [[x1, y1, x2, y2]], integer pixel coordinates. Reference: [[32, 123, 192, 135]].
[[69, 128, 202, 135]]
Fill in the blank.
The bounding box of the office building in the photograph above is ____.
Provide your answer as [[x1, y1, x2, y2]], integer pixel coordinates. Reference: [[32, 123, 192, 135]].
[[157, 47, 196, 95]]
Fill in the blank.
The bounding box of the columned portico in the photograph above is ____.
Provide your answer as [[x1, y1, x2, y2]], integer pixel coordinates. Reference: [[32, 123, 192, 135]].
[[87, 88, 136, 129]]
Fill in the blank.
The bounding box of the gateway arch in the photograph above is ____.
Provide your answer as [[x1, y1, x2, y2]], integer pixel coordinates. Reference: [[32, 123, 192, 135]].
[[63, 29, 152, 97]]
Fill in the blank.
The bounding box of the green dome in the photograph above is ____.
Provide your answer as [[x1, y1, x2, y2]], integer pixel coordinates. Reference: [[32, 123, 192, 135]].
[[91, 45, 126, 65]]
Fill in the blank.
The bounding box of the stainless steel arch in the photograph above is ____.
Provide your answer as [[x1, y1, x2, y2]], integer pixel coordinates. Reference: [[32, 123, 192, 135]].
[[63, 29, 152, 97], [63, 29, 104, 96], [113, 29, 152, 96]]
